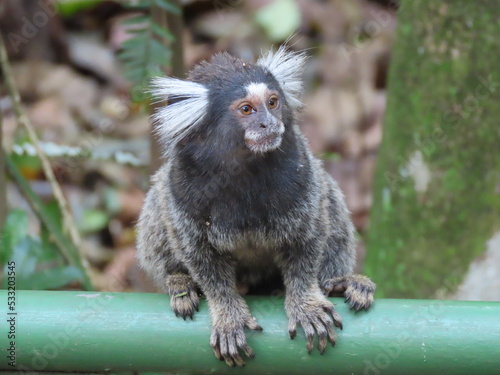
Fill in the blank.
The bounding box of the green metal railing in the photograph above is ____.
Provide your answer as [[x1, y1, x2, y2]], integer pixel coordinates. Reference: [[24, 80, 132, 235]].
[[1, 290, 499, 374]]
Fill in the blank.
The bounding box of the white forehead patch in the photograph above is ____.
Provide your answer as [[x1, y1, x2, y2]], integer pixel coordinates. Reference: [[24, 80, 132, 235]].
[[246, 82, 269, 101]]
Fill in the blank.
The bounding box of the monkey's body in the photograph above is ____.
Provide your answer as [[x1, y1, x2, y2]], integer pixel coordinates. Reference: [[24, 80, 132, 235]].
[[137, 49, 375, 367], [139, 125, 353, 290]]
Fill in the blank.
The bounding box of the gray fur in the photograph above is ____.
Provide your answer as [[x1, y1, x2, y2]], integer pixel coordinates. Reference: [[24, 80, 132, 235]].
[[137, 49, 375, 367]]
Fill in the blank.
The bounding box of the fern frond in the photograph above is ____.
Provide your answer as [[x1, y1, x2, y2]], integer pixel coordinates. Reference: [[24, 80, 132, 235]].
[[118, 0, 176, 102]]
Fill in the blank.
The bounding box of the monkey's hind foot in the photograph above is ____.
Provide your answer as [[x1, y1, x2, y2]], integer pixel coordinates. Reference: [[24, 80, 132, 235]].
[[166, 274, 200, 320], [322, 275, 375, 311]]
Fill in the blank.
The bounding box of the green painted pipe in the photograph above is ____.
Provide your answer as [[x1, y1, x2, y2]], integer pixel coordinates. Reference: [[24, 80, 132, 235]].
[[1, 291, 499, 374]]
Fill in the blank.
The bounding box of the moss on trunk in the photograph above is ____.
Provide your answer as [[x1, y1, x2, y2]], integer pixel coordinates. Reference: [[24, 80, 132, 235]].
[[365, 1, 500, 298]]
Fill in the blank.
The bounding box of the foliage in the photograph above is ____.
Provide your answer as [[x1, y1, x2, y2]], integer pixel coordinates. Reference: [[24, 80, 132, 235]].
[[56, 0, 102, 17], [3, 153, 93, 290], [0, 0, 179, 292], [118, 0, 178, 102], [254, 0, 301, 42], [1, 210, 84, 290]]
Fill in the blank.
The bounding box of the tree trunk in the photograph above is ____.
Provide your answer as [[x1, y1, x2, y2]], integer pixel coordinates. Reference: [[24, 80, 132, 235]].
[[365, 1, 500, 299]]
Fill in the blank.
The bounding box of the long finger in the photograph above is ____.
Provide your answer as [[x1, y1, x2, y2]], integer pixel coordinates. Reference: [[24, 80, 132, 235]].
[[288, 320, 297, 339], [319, 314, 337, 346], [235, 332, 256, 359], [210, 333, 223, 361], [301, 321, 315, 354], [227, 333, 245, 367]]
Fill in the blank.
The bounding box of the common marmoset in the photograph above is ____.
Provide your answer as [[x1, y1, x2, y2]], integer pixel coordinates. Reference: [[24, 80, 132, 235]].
[[136, 46, 375, 367]]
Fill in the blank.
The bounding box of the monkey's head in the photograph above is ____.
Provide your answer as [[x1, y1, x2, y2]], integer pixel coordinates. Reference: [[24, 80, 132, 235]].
[[151, 46, 307, 156]]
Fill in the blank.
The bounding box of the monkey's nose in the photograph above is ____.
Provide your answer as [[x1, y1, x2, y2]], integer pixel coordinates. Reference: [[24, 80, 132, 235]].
[[259, 123, 267, 129]]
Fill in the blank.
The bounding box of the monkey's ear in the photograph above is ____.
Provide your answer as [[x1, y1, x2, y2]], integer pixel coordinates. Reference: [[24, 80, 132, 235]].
[[150, 77, 209, 153], [257, 46, 308, 110]]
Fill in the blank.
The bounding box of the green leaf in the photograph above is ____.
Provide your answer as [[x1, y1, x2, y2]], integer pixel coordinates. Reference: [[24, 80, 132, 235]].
[[151, 21, 175, 42], [78, 209, 109, 234], [15, 238, 39, 278], [104, 188, 121, 216], [117, 4, 174, 102], [123, 58, 147, 70], [11, 152, 42, 175], [4, 153, 93, 290], [254, 0, 301, 42], [40, 227, 64, 263], [117, 48, 142, 61], [126, 27, 149, 35], [3, 237, 39, 289], [153, 0, 181, 14], [28, 266, 83, 290], [146, 65, 166, 78], [150, 39, 171, 63], [1, 209, 29, 263], [3, 236, 83, 290], [43, 200, 64, 232], [124, 0, 152, 9], [122, 14, 150, 26], [121, 35, 148, 50], [57, 0, 102, 17], [123, 68, 146, 83]]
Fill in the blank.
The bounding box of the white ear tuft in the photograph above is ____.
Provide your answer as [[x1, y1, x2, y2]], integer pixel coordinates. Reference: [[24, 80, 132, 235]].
[[257, 46, 308, 109], [150, 77, 209, 154]]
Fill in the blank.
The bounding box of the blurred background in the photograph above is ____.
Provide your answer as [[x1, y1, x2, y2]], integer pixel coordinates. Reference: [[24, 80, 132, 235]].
[[1, 0, 499, 301]]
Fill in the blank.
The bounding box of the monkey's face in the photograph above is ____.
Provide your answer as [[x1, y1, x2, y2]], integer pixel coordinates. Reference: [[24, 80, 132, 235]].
[[230, 83, 285, 154], [151, 48, 306, 157]]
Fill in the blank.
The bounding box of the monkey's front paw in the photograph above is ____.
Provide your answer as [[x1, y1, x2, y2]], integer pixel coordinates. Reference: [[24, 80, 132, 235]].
[[210, 314, 263, 367], [322, 274, 375, 311], [287, 295, 342, 354], [167, 274, 199, 320]]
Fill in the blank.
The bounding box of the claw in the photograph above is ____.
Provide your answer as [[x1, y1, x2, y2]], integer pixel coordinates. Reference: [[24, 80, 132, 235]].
[[211, 338, 223, 361], [210, 316, 259, 367], [224, 356, 235, 367], [306, 337, 314, 354], [289, 329, 297, 339], [233, 354, 246, 367], [334, 320, 343, 330], [318, 333, 327, 354], [242, 344, 255, 358], [247, 318, 263, 331]]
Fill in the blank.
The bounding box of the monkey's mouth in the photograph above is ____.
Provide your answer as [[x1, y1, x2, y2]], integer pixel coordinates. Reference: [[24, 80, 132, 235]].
[[245, 133, 282, 153]]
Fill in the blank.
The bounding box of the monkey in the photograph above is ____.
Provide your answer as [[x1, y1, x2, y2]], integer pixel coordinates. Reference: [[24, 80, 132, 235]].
[[136, 46, 375, 367]]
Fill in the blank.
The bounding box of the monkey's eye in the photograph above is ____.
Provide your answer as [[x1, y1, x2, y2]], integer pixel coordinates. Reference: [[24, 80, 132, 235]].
[[268, 96, 279, 109], [239, 104, 253, 115]]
